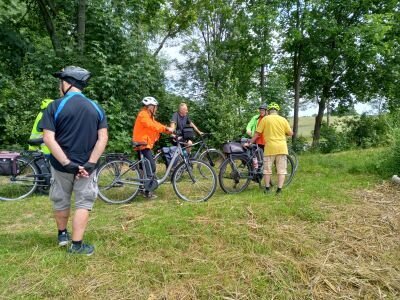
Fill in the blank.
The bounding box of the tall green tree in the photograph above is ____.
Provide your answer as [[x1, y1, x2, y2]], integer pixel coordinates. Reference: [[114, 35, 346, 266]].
[[280, 0, 310, 142], [299, 0, 398, 146]]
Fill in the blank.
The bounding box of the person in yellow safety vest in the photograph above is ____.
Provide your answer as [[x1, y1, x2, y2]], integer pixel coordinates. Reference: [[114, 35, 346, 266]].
[[29, 98, 54, 154]]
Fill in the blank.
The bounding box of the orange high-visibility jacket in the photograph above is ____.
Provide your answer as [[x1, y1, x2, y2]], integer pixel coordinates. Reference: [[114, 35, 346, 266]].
[[132, 108, 168, 150]]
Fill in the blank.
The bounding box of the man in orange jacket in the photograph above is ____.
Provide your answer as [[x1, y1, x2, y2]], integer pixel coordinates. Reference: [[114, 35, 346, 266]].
[[133, 96, 173, 198]]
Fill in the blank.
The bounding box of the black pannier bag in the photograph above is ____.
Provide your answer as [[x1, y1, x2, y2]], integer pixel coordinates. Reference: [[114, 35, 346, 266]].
[[161, 146, 178, 167], [222, 142, 245, 154], [182, 126, 195, 140], [0, 152, 20, 176]]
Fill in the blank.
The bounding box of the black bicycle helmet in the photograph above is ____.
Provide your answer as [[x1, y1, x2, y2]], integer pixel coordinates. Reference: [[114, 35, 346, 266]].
[[259, 103, 268, 110], [53, 66, 91, 90]]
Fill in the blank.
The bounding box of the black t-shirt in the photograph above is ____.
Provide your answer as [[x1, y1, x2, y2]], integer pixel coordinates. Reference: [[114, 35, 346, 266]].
[[40, 92, 108, 172], [171, 112, 191, 135]]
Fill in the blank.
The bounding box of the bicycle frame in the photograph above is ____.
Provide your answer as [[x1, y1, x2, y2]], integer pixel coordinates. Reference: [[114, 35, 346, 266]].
[[19, 151, 52, 187], [179, 134, 209, 157], [187, 134, 222, 167], [228, 149, 262, 180], [111, 141, 192, 189]]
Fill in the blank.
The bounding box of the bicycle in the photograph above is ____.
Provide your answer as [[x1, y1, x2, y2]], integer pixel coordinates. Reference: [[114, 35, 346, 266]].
[[96, 138, 218, 204], [0, 138, 51, 201], [288, 146, 299, 171], [218, 139, 296, 194], [154, 133, 225, 179]]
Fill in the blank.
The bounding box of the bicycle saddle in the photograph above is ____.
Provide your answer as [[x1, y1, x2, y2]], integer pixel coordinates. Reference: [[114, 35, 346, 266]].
[[28, 138, 44, 146], [131, 141, 147, 148]]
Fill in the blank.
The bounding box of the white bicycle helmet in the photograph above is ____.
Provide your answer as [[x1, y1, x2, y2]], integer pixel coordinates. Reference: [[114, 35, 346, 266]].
[[142, 96, 159, 106]]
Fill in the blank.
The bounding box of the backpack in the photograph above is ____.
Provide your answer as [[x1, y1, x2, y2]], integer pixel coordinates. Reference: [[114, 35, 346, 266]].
[[161, 146, 178, 168]]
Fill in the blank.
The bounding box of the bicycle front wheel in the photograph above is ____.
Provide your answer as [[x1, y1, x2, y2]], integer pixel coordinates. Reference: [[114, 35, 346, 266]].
[[0, 158, 38, 201], [219, 156, 251, 194], [198, 149, 225, 169], [97, 159, 140, 204], [172, 159, 217, 202]]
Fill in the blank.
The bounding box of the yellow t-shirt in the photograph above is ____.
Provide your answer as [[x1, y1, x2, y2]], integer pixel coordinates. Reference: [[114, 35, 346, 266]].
[[256, 114, 292, 155]]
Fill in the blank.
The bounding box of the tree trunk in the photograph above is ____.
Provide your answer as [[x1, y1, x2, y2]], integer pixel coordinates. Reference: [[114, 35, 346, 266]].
[[326, 98, 330, 126], [77, 0, 86, 55], [312, 86, 329, 147], [36, 0, 62, 57], [153, 33, 171, 57], [292, 0, 302, 143], [312, 98, 326, 148], [260, 64, 265, 102], [292, 48, 301, 143]]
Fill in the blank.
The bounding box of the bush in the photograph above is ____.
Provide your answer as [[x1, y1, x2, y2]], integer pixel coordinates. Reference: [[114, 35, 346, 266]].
[[318, 122, 349, 153], [389, 129, 400, 174], [289, 136, 309, 154], [378, 111, 400, 176], [340, 114, 391, 149]]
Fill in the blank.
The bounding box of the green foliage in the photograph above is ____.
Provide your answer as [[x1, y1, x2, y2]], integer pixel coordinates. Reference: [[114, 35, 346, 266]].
[[340, 114, 391, 149], [200, 77, 247, 145], [289, 136, 309, 153], [388, 128, 400, 174], [318, 114, 392, 154], [378, 110, 400, 176], [0, 0, 172, 153], [318, 122, 348, 154]]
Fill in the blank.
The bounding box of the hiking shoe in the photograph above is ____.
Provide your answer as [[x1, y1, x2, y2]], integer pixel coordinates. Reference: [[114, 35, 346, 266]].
[[58, 232, 70, 247], [144, 191, 158, 199], [67, 243, 95, 256], [264, 187, 271, 194]]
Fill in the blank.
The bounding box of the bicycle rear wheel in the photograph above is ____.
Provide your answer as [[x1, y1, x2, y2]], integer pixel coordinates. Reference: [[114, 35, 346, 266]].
[[219, 156, 251, 194], [97, 159, 140, 204], [0, 158, 38, 201], [289, 148, 299, 171], [198, 149, 225, 169], [172, 159, 217, 202], [269, 155, 295, 187]]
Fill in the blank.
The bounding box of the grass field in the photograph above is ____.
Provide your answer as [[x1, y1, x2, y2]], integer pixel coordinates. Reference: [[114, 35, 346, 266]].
[[288, 116, 347, 138], [1, 148, 399, 299]]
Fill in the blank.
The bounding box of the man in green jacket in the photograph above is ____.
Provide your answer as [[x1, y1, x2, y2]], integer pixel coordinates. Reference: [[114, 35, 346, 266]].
[[29, 98, 54, 155], [246, 103, 267, 149]]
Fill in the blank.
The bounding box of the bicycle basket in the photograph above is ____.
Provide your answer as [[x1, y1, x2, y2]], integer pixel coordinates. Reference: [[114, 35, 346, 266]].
[[0, 152, 20, 176], [222, 142, 245, 154]]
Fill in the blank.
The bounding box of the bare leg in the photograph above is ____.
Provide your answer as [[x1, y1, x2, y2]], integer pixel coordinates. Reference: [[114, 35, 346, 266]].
[[54, 209, 70, 230], [72, 208, 90, 241], [264, 174, 271, 188], [186, 140, 193, 154], [277, 174, 285, 188]]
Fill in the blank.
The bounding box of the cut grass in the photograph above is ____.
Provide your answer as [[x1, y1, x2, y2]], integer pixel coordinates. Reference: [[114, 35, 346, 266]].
[[0, 148, 399, 299]]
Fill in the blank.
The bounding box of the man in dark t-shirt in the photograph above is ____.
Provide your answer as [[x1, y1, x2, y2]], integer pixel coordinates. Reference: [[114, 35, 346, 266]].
[[41, 66, 108, 256], [170, 103, 203, 151]]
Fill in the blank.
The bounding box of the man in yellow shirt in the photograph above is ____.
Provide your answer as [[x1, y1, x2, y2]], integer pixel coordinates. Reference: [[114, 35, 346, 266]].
[[245, 102, 293, 194]]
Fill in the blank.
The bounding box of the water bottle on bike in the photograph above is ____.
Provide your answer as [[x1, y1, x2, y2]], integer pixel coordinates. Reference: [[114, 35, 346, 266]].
[[252, 156, 258, 169]]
